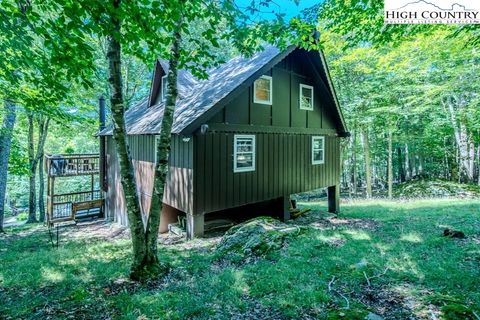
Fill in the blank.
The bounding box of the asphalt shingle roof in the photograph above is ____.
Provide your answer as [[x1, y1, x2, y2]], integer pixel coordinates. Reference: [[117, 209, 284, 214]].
[[100, 46, 283, 136]]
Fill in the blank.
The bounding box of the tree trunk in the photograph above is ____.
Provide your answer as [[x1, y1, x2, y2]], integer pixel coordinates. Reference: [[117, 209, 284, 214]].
[[361, 128, 372, 198], [0, 100, 17, 232], [444, 96, 474, 182], [397, 146, 405, 182], [146, 20, 182, 276], [37, 118, 49, 222], [468, 138, 475, 182], [27, 114, 37, 223], [26, 114, 49, 224], [443, 137, 450, 180], [106, 3, 183, 280], [350, 130, 357, 195], [387, 130, 393, 199], [477, 143, 480, 186], [418, 153, 424, 176], [404, 143, 410, 180]]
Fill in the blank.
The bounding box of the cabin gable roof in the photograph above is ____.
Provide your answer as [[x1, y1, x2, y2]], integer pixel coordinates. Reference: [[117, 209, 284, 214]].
[[99, 46, 348, 136]]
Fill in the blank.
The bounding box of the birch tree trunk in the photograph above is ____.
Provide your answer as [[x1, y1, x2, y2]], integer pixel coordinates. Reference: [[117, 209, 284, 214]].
[[468, 138, 475, 181], [146, 20, 182, 276], [444, 96, 474, 182], [0, 100, 17, 232], [106, 0, 148, 280], [404, 143, 410, 180], [443, 137, 450, 180], [361, 128, 372, 198], [387, 130, 393, 199]]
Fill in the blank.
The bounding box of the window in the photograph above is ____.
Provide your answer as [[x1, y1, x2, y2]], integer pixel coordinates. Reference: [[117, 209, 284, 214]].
[[312, 136, 325, 165], [161, 75, 167, 101], [234, 135, 256, 172], [300, 84, 314, 111], [253, 75, 272, 105]]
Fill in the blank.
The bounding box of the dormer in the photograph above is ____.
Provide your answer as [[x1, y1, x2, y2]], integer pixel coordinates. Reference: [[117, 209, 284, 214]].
[[148, 60, 167, 107]]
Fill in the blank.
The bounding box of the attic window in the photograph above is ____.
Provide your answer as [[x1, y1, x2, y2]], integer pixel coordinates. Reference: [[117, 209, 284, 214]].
[[161, 75, 167, 102], [312, 136, 325, 165], [300, 84, 314, 111], [234, 135, 256, 173], [253, 75, 272, 105]]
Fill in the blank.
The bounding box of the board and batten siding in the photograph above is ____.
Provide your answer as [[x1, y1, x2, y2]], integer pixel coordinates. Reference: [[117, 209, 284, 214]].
[[105, 134, 193, 224], [208, 50, 337, 131], [193, 131, 340, 215]]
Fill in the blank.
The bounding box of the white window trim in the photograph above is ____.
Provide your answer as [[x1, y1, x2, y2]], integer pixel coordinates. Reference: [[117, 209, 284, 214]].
[[161, 75, 167, 102], [233, 134, 256, 173], [253, 75, 273, 105], [299, 83, 314, 111], [312, 136, 325, 165]]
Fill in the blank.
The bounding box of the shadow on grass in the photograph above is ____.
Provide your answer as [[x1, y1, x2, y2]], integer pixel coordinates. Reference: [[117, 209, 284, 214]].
[[1, 199, 479, 319]]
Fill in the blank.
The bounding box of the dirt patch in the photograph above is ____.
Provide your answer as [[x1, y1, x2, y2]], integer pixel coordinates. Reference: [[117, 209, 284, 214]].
[[292, 210, 380, 231], [356, 284, 440, 320], [57, 220, 130, 241]]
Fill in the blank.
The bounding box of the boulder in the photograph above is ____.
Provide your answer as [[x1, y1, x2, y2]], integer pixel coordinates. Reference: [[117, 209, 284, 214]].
[[216, 216, 302, 261]]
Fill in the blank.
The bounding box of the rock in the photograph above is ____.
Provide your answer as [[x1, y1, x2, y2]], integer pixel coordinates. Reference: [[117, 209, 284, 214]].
[[364, 312, 384, 320], [216, 216, 302, 261]]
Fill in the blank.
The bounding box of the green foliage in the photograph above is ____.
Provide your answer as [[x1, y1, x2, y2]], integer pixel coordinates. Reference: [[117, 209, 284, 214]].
[[2, 200, 479, 319], [7, 135, 29, 176], [316, 0, 479, 47], [15, 212, 28, 221], [322, 27, 480, 191], [442, 304, 478, 320]]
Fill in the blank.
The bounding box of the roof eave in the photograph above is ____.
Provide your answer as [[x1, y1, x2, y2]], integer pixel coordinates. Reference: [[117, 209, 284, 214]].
[[318, 50, 348, 134]]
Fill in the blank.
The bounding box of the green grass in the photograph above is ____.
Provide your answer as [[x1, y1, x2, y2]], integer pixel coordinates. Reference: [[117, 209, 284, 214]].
[[1, 199, 479, 319]]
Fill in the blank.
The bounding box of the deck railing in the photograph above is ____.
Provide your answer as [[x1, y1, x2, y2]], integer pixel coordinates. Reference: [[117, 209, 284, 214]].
[[45, 154, 100, 177], [52, 190, 102, 204], [48, 190, 103, 222]]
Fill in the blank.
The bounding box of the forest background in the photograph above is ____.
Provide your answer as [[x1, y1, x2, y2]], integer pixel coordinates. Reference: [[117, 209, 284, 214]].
[[1, 0, 479, 225]]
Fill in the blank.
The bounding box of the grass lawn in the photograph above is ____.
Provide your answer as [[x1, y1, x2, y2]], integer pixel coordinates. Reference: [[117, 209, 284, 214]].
[[1, 199, 479, 319]]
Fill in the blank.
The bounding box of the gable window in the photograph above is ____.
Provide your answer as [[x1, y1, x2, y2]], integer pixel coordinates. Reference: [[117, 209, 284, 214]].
[[253, 75, 272, 105], [161, 75, 167, 101], [300, 84, 314, 111], [312, 136, 325, 165], [234, 135, 256, 172]]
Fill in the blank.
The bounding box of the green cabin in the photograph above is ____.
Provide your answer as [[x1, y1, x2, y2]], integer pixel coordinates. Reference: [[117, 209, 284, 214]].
[[99, 46, 349, 239]]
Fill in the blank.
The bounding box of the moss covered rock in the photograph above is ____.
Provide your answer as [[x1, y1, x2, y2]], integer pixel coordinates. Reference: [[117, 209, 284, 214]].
[[216, 216, 302, 261], [394, 179, 480, 199]]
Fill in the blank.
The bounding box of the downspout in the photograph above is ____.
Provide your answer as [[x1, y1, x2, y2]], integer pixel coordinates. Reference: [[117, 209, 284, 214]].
[[99, 96, 107, 192]]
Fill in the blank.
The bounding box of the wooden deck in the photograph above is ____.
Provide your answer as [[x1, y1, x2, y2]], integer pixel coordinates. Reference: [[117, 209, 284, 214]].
[[45, 154, 100, 177], [45, 154, 104, 224]]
